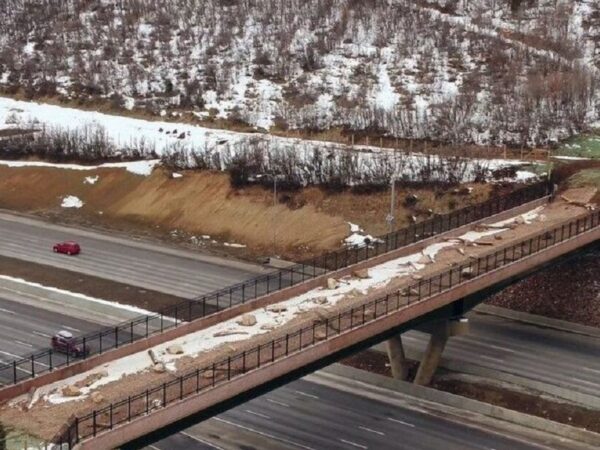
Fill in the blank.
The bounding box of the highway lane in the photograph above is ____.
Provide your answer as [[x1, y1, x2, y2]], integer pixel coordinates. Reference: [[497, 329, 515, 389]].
[[143, 377, 576, 450], [0, 212, 266, 299], [386, 311, 600, 398], [0, 294, 117, 384]]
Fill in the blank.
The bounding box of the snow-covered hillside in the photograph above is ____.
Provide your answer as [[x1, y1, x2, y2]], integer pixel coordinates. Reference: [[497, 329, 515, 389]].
[[0, 0, 598, 146]]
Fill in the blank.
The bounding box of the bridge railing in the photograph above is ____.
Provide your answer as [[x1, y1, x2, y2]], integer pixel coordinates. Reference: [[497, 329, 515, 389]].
[[0, 182, 550, 386], [56, 207, 599, 448]]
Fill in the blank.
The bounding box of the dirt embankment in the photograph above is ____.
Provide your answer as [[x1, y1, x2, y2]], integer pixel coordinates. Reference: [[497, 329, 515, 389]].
[[0, 164, 489, 260]]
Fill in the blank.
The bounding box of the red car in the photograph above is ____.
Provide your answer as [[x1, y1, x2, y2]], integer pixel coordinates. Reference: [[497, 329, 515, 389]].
[[51, 330, 89, 357], [53, 241, 81, 255]]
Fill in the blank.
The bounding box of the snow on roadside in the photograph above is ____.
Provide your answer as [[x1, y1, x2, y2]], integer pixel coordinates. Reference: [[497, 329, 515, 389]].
[[61, 196, 83, 208], [0, 159, 161, 176], [22, 205, 544, 407]]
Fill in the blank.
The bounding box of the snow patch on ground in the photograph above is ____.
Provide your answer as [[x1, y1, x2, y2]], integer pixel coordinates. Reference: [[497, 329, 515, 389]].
[[83, 175, 99, 185], [344, 222, 383, 247], [61, 196, 83, 208], [0, 159, 161, 176]]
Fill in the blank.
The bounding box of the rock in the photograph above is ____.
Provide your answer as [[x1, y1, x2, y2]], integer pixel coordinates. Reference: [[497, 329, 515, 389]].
[[261, 324, 276, 331], [412, 274, 423, 280], [494, 234, 503, 240], [312, 296, 329, 304], [461, 267, 474, 279], [313, 307, 330, 320], [352, 269, 370, 279], [148, 349, 159, 365], [457, 248, 465, 255], [166, 344, 184, 355], [203, 370, 216, 379], [538, 214, 547, 222], [326, 278, 340, 290], [345, 289, 363, 298], [75, 371, 108, 388], [315, 330, 327, 341], [514, 216, 526, 225], [237, 314, 257, 327], [62, 385, 81, 397], [417, 254, 432, 265], [213, 330, 249, 337], [404, 193, 419, 207], [267, 304, 287, 313], [91, 392, 104, 404], [153, 363, 166, 373]]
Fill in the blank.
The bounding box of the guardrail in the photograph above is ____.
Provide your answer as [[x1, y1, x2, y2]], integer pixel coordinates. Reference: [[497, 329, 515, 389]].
[[0, 182, 550, 386], [56, 207, 600, 448]]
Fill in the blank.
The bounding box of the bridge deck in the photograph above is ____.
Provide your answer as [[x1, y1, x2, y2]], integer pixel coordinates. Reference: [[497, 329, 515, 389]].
[[1, 196, 598, 446]]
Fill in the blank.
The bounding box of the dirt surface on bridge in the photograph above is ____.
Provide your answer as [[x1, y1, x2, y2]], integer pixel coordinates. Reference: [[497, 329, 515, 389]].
[[0, 195, 593, 442]]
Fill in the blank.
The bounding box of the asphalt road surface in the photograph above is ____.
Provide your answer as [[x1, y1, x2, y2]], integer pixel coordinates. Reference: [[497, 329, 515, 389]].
[[142, 377, 576, 450], [0, 212, 266, 299], [391, 311, 600, 398]]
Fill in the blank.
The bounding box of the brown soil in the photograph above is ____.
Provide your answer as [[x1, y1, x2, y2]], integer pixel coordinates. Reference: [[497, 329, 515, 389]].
[[341, 350, 600, 433], [0, 255, 185, 313], [486, 247, 600, 327], [0, 164, 490, 260]]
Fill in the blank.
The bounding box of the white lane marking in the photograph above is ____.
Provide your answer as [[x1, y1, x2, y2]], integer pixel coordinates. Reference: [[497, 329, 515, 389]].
[[214, 417, 317, 450], [148, 446, 161, 450], [14, 340, 33, 348], [245, 409, 271, 419], [388, 417, 415, 428], [582, 366, 600, 375], [33, 331, 51, 338], [0, 308, 15, 315], [61, 325, 81, 333], [180, 431, 225, 449], [0, 350, 49, 368], [0, 350, 25, 359], [340, 439, 368, 449], [295, 390, 319, 399], [266, 398, 290, 407], [358, 426, 384, 436]]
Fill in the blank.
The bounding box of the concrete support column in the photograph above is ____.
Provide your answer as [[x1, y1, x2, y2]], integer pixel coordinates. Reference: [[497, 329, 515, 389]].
[[386, 334, 409, 380], [414, 317, 469, 386]]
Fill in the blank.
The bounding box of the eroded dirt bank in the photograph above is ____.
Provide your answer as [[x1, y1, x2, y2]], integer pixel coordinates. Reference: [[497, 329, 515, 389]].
[[0, 164, 490, 260]]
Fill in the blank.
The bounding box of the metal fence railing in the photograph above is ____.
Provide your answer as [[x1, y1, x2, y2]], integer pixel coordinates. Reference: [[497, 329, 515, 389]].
[[0, 182, 550, 387], [55, 208, 600, 448]]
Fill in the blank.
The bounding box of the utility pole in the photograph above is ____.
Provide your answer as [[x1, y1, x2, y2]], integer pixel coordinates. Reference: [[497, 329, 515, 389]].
[[272, 175, 277, 256], [386, 175, 397, 235]]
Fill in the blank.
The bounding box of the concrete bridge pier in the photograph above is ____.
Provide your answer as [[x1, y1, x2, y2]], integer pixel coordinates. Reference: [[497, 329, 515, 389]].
[[386, 334, 409, 380], [413, 317, 469, 386]]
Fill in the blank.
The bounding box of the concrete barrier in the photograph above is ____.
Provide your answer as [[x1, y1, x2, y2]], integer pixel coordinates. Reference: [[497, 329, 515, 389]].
[[319, 364, 600, 447]]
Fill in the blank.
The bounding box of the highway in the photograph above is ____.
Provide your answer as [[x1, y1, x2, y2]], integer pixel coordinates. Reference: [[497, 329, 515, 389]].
[[140, 376, 579, 450], [0, 212, 266, 299], [384, 311, 600, 398]]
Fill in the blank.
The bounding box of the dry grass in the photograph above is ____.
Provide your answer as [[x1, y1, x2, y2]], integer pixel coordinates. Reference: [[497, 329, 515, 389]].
[[0, 165, 492, 260]]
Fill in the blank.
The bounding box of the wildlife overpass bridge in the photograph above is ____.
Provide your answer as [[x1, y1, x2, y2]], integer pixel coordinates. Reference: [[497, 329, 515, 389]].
[[50, 199, 598, 449]]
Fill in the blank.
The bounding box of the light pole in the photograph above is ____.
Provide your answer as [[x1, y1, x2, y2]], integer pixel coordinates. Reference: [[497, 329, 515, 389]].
[[257, 173, 278, 257], [385, 174, 396, 249], [272, 175, 277, 256]]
